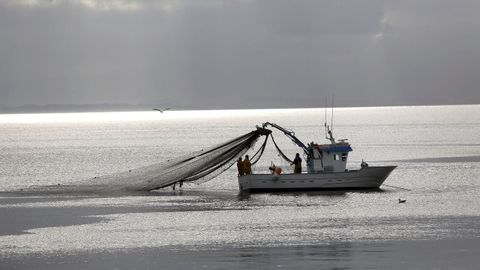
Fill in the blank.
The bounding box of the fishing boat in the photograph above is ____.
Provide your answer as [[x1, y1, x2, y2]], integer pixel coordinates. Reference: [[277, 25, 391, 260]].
[[238, 122, 396, 192]]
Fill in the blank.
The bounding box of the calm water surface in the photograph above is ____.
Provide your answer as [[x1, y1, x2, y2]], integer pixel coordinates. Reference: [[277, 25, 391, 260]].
[[0, 105, 479, 269]]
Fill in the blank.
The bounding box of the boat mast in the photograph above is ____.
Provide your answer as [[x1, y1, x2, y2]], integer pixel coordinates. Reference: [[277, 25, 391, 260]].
[[324, 95, 335, 144], [324, 96, 328, 140], [330, 94, 334, 133]]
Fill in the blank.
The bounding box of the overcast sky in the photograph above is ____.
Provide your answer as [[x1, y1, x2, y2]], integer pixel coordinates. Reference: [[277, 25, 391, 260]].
[[1, 0, 479, 109]]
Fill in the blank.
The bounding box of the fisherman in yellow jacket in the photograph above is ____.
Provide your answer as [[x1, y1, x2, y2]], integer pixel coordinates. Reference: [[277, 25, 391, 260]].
[[237, 157, 245, 176]]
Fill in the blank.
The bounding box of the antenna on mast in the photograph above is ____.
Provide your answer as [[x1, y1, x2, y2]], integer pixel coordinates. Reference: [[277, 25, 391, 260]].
[[330, 94, 334, 133], [324, 96, 328, 139], [324, 94, 335, 144]]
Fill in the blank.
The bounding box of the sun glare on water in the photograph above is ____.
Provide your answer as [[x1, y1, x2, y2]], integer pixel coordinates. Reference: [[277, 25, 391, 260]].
[[0, 109, 303, 124]]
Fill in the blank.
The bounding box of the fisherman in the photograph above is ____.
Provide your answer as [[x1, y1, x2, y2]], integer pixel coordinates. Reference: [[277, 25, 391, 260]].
[[237, 157, 245, 176], [292, 153, 302, 173], [243, 155, 252, 175], [274, 166, 282, 175], [269, 163, 282, 176]]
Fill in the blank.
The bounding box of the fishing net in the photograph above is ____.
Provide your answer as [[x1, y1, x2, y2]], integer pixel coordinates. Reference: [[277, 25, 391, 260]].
[[74, 127, 272, 191]]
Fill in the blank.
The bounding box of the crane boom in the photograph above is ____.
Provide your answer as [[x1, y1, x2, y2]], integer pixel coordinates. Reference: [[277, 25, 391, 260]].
[[262, 122, 309, 155]]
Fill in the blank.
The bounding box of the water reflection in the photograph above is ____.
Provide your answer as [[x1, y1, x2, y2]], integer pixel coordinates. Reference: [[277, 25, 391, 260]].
[[237, 188, 386, 201], [196, 243, 364, 269], [2, 239, 478, 270]]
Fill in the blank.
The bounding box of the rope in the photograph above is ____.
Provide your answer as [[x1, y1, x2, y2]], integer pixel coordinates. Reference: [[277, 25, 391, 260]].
[[251, 134, 270, 165], [383, 184, 412, 191], [270, 134, 293, 164]]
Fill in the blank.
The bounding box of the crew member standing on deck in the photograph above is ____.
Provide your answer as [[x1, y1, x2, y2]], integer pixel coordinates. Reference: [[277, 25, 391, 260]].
[[292, 153, 302, 173], [243, 155, 252, 175], [237, 157, 245, 176]]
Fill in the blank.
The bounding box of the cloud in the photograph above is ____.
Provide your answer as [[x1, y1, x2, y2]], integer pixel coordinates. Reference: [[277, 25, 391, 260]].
[[373, 15, 397, 42], [77, 0, 142, 11], [0, 0, 479, 108], [2, 0, 183, 12], [256, 0, 385, 37]]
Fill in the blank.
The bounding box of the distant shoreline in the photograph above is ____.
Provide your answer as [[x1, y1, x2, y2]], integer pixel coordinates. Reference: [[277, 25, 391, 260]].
[[0, 104, 183, 114], [0, 103, 478, 114]]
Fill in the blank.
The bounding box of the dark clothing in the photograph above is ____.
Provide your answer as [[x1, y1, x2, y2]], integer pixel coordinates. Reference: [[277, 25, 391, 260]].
[[244, 158, 252, 175], [292, 156, 302, 173], [237, 159, 245, 176]]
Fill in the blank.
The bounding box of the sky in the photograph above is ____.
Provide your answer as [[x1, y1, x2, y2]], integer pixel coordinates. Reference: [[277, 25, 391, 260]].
[[1, 0, 479, 109]]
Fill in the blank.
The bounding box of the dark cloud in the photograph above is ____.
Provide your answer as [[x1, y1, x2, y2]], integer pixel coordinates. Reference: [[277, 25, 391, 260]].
[[0, 0, 479, 110]]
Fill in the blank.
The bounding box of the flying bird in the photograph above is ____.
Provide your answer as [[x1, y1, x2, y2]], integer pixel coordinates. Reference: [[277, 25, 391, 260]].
[[398, 198, 407, 203], [153, 108, 170, 113]]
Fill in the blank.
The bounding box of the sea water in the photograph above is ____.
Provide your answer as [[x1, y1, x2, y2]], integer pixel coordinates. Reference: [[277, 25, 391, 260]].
[[0, 105, 479, 269]]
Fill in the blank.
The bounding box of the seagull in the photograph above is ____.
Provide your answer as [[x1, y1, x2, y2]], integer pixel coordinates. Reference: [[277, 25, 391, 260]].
[[398, 198, 407, 203], [153, 108, 170, 113]]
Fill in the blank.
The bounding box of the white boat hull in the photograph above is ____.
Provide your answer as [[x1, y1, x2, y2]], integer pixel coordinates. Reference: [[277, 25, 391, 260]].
[[237, 166, 396, 192]]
